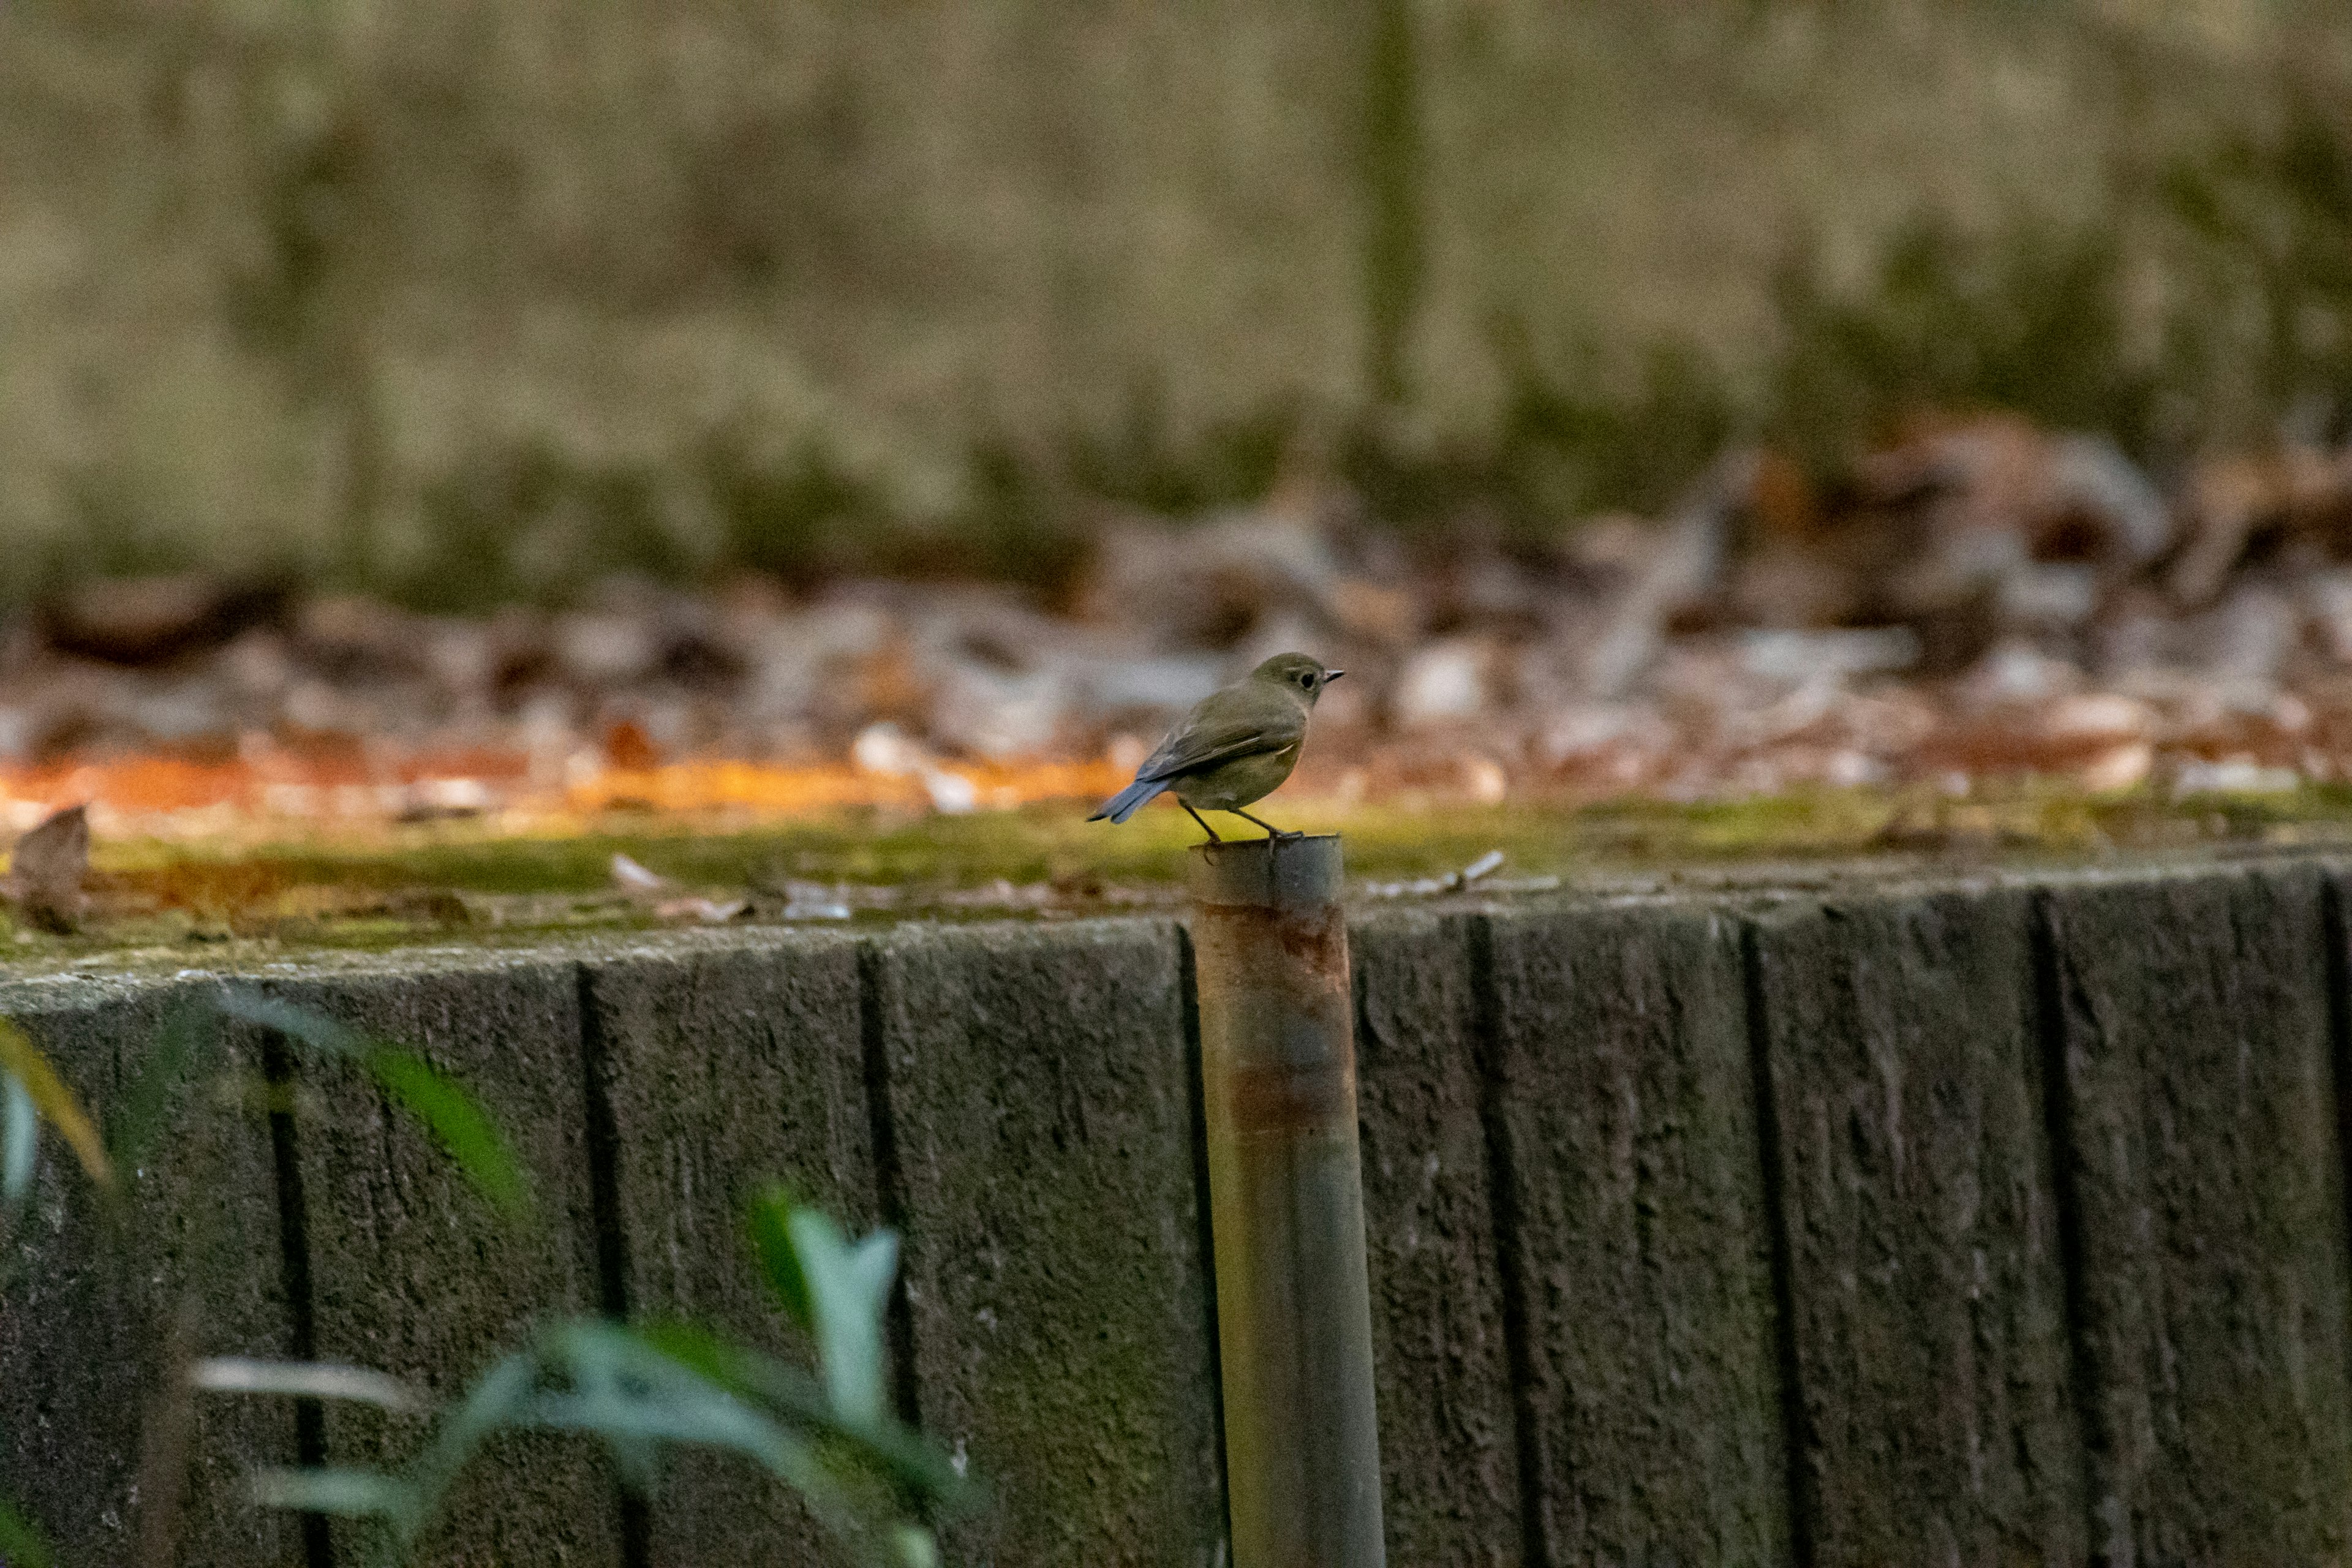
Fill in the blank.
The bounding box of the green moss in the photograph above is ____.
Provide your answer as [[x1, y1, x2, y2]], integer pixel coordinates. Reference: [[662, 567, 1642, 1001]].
[[18, 781, 2350, 960]]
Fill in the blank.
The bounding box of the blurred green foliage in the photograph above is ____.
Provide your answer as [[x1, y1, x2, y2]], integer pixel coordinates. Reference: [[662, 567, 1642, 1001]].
[[0, 994, 964, 1566]]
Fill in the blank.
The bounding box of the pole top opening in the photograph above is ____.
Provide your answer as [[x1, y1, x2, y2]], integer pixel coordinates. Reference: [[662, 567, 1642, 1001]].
[[1185, 833, 1344, 908]]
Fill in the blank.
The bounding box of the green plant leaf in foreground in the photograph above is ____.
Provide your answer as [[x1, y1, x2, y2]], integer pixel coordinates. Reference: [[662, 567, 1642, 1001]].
[[239, 1327, 854, 1563], [789, 1208, 899, 1433], [266, 1349, 544, 1556], [106, 1001, 216, 1175], [528, 1322, 951, 1568], [0, 1019, 110, 1192], [636, 1317, 839, 1431], [744, 1183, 815, 1329], [0, 1494, 53, 1568], [745, 1186, 903, 1431], [247, 1468, 417, 1521], [214, 990, 530, 1221], [636, 1319, 969, 1510], [395, 1349, 538, 1549], [213, 992, 368, 1059], [231, 1317, 968, 1568], [362, 1050, 531, 1219], [192, 1357, 425, 1414], [189, 1111, 951, 1567], [2, 1073, 35, 1213], [530, 1321, 827, 1493], [888, 1521, 939, 1568]]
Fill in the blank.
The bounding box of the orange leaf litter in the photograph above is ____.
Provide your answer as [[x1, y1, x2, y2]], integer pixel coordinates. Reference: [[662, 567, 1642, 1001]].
[[0, 746, 1136, 842]]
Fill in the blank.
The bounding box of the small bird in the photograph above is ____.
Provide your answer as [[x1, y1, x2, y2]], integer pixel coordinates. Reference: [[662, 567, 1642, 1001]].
[[1090, 652, 1343, 843]]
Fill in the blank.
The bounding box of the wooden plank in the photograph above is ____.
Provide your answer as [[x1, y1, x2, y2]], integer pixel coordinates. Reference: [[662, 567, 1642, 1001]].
[[1749, 884, 2084, 1564], [875, 918, 1223, 1567], [581, 930, 875, 1567], [251, 956, 620, 1568], [2043, 864, 2352, 1563], [1482, 898, 1793, 1567], [0, 974, 299, 1568], [1349, 908, 1523, 1567]]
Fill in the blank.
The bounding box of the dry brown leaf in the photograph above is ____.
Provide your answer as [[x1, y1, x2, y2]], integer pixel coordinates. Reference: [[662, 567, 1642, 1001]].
[[5, 803, 89, 933]]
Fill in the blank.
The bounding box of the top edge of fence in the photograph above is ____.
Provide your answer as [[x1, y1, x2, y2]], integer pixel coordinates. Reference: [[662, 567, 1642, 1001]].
[[0, 844, 2346, 992]]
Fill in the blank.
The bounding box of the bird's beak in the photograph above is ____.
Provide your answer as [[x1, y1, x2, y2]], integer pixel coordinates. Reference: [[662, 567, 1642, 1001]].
[[1326, 669, 1346, 680]]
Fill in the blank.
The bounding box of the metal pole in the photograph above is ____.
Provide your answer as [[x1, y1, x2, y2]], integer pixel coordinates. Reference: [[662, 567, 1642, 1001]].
[[1188, 834, 1385, 1568]]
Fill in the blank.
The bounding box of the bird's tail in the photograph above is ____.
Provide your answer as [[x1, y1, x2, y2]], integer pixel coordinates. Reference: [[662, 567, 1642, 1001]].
[[1089, 775, 1167, 824]]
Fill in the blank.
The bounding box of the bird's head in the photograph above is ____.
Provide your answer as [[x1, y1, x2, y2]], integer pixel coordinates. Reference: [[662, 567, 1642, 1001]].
[[1251, 652, 1344, 704]]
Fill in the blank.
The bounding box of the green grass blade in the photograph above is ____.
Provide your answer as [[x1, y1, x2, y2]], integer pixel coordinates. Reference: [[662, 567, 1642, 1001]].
[[748, 1190, 902, 1428], [541, 1318, 969, 1565], [635, 1319, 970, 1511], [890, 1524, 940, 1568], [533, 1321, 793, 1454], [401, 1350, 538, 1546], [633, 1319, 837, 1429], [531, 1321, 848, 1517]]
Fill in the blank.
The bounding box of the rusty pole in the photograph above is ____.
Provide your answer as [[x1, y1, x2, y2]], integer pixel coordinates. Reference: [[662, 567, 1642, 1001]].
[[1188, 834, 1385, 1568]]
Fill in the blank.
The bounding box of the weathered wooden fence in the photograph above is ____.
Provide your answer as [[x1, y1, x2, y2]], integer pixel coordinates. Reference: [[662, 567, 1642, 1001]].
[[9, 856, 2352, 1566]]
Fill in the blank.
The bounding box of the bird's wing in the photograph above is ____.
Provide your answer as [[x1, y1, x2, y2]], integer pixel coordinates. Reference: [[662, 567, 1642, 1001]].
[[1136, 698, 1303, 782]]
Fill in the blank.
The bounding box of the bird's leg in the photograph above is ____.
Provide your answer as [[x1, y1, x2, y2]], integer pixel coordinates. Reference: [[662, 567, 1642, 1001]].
[[1233, 809, 1298, 842], [1182, 801, 1223, 846]]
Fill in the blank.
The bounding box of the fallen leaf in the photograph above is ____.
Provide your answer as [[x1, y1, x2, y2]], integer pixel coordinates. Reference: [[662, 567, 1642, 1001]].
[[654, 895, 748, 922], [4, 804, 89, 933], [609, 852, 670, 893], [602, 718, 660, 771]]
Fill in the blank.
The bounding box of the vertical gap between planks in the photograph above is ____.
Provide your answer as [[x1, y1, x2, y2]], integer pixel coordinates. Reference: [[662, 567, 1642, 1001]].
[[1464, 911, 1552, 1568], [258, 1023, 333, 1568], [1177, 921, 1235, 1558], [573, 962, 652, 1568], [2320, 876, 2352, 1453], [1736, 917, 1818, 1568], [2027, 891, 2108, 1562], [855, 938, 924, 1431]]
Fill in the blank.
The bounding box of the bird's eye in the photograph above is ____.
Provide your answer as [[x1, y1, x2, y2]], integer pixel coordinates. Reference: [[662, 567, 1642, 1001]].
[[1298, 672, 1315, 688]]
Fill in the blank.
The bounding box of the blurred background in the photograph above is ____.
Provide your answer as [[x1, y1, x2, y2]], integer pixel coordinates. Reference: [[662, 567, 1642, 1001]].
[[10, 0, 2352, 851]]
